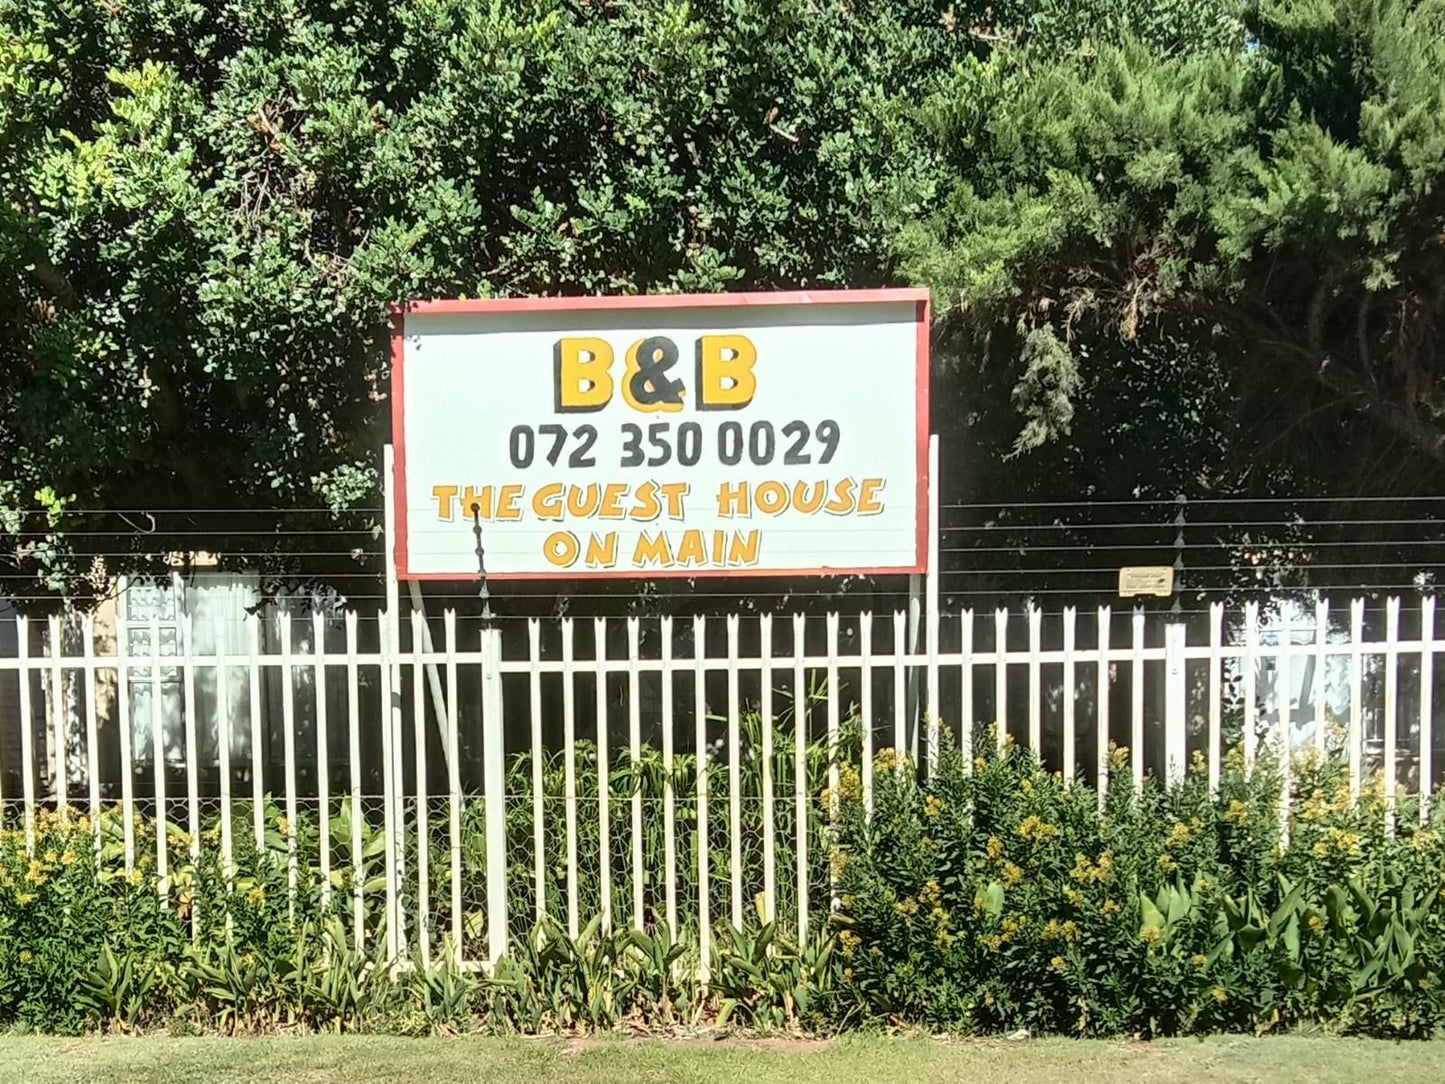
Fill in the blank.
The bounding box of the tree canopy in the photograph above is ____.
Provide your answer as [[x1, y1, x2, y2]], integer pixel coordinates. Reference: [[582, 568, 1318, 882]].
[[3, 0, 1441, 602], [909, 0, 1445, 489]]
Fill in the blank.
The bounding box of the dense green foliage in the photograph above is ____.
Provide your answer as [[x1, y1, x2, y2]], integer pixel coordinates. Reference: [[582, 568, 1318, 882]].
[[0, 0, 1258, 597], [911, 0, 1445, 492], [2, 1, 1443, 590], [834, 739, 1445, 1037], [4, 733, 1445, 1038]]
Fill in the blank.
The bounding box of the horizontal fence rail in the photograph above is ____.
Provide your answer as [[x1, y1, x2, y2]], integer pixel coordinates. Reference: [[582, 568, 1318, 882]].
[[0, 596, 1442, 970]]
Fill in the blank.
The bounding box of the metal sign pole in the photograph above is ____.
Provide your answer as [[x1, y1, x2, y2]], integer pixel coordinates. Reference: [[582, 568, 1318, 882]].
[[473, 508, 508, 966], [382, 444, 407, 957]]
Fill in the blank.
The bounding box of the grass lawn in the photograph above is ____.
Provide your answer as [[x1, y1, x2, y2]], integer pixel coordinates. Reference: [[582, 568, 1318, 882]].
[[1, 1034, 1442, 1084]]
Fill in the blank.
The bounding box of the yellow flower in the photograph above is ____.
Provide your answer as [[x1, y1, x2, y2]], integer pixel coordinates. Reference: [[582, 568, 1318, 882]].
[[874, 748, 901, 774], [247, 886, 266, 907], [128, 869, 144, 886], [896, 896, 919, 918], [1158, 853, 1178, 873], [60, 850, 76, 867], [1308, 915, 1325, 935], [1212, 987, 1228, 1004], [18, 950, 32, 964], [1001, 914, 1028, 936], [974, 757, 988, 775], [277, 816, 292, 836], [1140, 925, 1162, 946], [1225, 799, 1250, 826], [1050, 955, 1067, 971], [1313, 840, 1330, 858], [1100, 899, 1121, 918], [839, 930, 861, 956], [980, 933, 1004, 952], [920, 879, 942, 905], [924, 795, 945, 819], [1062, 920, 1080, 941], [1166, 822, 1191, 848], [984, 992, 995, 1007], [1329, 827, 1361, 855], [1063, 887, 1084, 907], [936, 928, 955, 949], [15, 891, 34, 905], [42, 849, 58, 865], [1003, 862, 1024, 886], [836, 763, 863, 804], [1021, 779, 1034, 796], [986, 836, 1004, 860], [1018, 814, 1060, 844], [1190, 953, 1208, 970]]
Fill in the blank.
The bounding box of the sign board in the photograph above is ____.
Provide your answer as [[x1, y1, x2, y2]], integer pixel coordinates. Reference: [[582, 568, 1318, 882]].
[[1118, 566, 1175, 598], [391, 290, 930, 579]]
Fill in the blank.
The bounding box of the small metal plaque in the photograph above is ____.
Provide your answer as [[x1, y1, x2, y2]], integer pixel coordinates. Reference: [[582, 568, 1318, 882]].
[[1118, 566, 1174, 598]]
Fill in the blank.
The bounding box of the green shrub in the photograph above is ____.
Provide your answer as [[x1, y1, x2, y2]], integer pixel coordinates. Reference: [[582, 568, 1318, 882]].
[[4, 724, 1444, 1039], [831, 733, 1445, 1038]]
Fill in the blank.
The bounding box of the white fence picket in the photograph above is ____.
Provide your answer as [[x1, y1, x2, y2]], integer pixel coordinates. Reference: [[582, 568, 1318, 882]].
[[726, 614, 743, 932], [1062, 607, 1076, 783], [1096, 606, 1111, 806], [83, 614, 100, 832], [960, 610, 974, 765], [1130, 609, 1144, 788], [660, 615, 678, 934], [760, 614, 777, 919], [280, 616, 298, 918], [561, 617, 579, 938], [627, 616, 644, 932], [118, 616, 135, 870], [314, 611, 330, 914], [149, 616, 167, 903], [47, 614, 66, 816], [1349, 599, 1364, 800], [18, 617, 34, 851], [527, 618, 545, 924], [593, 617, 611, 934], [1385, 597, 1400, 832], [1422, 596, 1435, 825], [792, 612, 807, 942], [345, 611, 363, 945], [1208, 603, 1223, 792], [994, 608, 1008, 751], [1028, 606, 1042, 758], [694, 614, 711, 966], [445, 609, 462, 963], [410, 608, 430, 967], [247, 614, 264, 854], [858, 613, 872, 810]]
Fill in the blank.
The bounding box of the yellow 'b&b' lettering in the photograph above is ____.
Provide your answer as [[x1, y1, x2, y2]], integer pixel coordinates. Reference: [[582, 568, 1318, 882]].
[[554, 338, 614, 412], [696, 334, 757, 410]]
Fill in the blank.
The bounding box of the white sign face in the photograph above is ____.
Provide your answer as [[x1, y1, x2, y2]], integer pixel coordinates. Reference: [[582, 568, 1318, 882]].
[[392, 290, 929, 579]]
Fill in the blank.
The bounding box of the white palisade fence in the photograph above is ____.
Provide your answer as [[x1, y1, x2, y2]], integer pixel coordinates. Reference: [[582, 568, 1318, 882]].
[[0, 595, 1441, 970]]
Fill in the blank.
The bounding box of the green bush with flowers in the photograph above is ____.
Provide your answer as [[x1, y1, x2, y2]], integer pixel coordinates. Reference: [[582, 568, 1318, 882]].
[[2, 721, 1444, 1039], [831, 732, 1445, 1038]]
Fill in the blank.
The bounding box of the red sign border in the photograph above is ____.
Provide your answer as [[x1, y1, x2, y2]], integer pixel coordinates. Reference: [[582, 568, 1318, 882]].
[[391, 288, 931, 581]]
